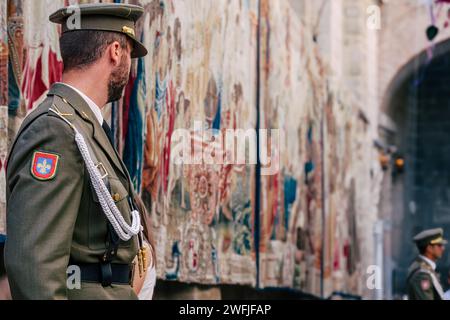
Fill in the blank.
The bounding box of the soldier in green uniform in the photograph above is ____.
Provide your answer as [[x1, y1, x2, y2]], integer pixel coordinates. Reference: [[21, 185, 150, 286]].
[[406, 228, 447, 300], [4, 3, 150, 300]]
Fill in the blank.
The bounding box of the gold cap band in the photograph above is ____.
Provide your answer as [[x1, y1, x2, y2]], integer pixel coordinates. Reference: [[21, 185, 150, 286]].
[[430, 237, 444, 245]]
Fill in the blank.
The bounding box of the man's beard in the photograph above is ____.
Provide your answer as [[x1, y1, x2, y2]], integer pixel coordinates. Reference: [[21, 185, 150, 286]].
[[107, 56, 130, 103]]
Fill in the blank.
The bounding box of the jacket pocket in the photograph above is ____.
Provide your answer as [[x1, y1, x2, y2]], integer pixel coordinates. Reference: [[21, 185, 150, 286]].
[[105, 177, 133, 249]]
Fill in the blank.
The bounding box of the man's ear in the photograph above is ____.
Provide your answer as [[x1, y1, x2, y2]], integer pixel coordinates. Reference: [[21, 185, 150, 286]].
[[108, 41, 122, 66]]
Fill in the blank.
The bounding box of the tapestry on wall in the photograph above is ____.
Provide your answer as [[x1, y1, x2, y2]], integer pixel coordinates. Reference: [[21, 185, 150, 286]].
[[258, 0, 325, 295], [122, 0, 259, 286], [0, 0, 375, 297]]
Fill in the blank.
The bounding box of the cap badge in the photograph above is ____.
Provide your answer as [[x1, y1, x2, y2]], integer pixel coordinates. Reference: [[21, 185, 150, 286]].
[[122, 26, 135, 37]]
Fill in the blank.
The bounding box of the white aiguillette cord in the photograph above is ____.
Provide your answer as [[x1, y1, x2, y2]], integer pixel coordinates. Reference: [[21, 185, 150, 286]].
[[49, 107, 142, 241]]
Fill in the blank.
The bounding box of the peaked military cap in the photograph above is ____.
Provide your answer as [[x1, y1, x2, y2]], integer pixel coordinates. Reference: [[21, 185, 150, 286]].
[[413, 228, 448, 247], [49, 3, 148, 58]]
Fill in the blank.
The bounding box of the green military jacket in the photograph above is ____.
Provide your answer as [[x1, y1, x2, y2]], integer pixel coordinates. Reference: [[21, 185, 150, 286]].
[[5, 83, 139, 300], [406, 256, 444, 300]]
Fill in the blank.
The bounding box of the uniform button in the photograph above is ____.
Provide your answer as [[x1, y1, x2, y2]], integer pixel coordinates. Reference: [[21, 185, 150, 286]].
[[113, 193, 121, 202]]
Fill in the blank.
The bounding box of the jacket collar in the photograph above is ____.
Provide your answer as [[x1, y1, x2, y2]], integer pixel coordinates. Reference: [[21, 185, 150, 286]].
[[62, 83, 104, 125], [419, 255, 437, 271], [47, 83, 128, 180]]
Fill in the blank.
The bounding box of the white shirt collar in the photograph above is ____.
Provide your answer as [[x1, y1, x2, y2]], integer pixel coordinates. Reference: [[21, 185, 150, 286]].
[[419, 255, 437, 270], [59, 83, 104, 125]]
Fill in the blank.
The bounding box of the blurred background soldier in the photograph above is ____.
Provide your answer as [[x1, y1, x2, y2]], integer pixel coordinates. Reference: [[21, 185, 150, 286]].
[[406, 228, 447, 300]]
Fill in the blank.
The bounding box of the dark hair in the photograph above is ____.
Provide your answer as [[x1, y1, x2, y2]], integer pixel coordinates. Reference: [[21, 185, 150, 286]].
[[417, 243, 428, 255], [60, 30, 129, 71]]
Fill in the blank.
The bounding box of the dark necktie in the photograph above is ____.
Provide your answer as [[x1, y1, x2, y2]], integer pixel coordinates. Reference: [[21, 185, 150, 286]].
[[102, 121, 114, 146]]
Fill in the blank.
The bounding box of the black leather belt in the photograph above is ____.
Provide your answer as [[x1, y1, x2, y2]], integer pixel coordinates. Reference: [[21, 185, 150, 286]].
[[75, 263, 133, 286]]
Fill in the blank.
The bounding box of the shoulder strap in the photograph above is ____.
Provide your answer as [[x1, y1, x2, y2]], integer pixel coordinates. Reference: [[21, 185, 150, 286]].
[[7, 98, 58, 169]]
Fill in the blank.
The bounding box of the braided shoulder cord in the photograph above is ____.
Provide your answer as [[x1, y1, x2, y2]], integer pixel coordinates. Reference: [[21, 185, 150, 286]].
[[50, 108, 142, 241]]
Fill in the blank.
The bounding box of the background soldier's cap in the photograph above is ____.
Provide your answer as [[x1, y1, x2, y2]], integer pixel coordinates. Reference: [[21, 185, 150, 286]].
[[413, 228, 448, 247], [49, 3, 148, 58]]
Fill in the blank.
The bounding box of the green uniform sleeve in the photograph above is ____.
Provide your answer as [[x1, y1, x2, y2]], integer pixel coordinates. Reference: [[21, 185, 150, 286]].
[[410, 272, 435, 300], [5, 113, 85, 300]]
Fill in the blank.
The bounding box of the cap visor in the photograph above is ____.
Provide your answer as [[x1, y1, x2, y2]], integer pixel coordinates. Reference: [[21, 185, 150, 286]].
[[131, 40, 148, 58]]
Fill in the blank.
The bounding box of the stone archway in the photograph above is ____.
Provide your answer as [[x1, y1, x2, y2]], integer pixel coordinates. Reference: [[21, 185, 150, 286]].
[[380, 38, 450, 298]]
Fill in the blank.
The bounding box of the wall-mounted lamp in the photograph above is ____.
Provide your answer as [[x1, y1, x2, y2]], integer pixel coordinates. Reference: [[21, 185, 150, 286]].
[[394, 156, 405, 174]]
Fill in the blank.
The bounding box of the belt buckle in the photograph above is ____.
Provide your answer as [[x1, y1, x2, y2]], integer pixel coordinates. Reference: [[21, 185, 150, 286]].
[[95, 162, 108, 180]]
